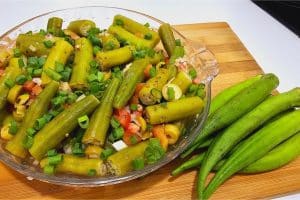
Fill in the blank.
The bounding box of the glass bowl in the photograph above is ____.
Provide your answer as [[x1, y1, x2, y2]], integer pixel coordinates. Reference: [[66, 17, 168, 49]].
[[0, 6, 218, 186]]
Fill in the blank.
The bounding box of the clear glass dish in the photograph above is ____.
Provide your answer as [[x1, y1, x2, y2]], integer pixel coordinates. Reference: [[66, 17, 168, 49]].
[[0, 6, 218, 186]]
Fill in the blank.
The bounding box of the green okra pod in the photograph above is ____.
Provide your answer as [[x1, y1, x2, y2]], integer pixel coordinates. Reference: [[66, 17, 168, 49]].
[[171, 153, 205, 176], [69, 38, 93, 89], [82, 78, 121, 146], [96, 46, 133, 71], [29, 95, 100, 160], [145, 96, 204, 125], [41, 39, 74, 84], [0, 58, 23, 110], [47, 17, 63, 36], [99, 34, 121, 51], [198, 88, 300, 197], [40, 154, 106, 176], [67, 20, 96, 37], [167, 46, 185, 79], [113, 59, 149, 109], [171, 71, 192, 94], [158, 23, 176, 57], [182, 73, 279, 158], [203, 110, 300, 199], [107, 141, 149, 175], [16, 34, 50, 57], [5, 81, 59, 158]]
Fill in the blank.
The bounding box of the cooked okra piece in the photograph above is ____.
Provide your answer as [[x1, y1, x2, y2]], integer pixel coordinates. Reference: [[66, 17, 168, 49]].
[[0, 50, 12, 68], [47, 17, 63, 36], [82, 78, 121, 146], [167, 46, 185, 79], [5, 81, 59, 158], [69, 38, 93, 89], [29, 95, 100, 160], [113, 59, 149, 109], [139, 68, 170, 105], [96, 46, 133, 71], [108, 26, 156, 48], [158, 23, 176, 57], [16, 34, 50, 57], [113, 14, 160, 46], [41, 40, 74, 84], [148, 51, 164, 65], [40, 154, 106, 176], [0, 58, 23, 110], [7, 85, 23, 104], [107, 141, 149, 175], [67, 20, 96, 37], [171, 71, 192, 93], [145, 96, 204, 124], [99, 34, 120, 51]]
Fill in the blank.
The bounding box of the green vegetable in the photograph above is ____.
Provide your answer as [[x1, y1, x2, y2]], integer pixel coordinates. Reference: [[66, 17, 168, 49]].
[[113, 59, 149, 109], [107, 141, 149, 175], [158, 23, 176, 57], [47, 17, 63, 36], [171, 153, 205, 176], [132, 157, 145, 170], [78, 115, 89, 129], [48, 154, 63, 165], [182, 73, 279, 158], [198, 88, 300, 197], [171, 71, 192, 94], [29, 95, 100, 160], [146, 96, 204, 125], [67, 20, 96, 36], [100, 148, 115, 160], [43, 165, 55, 175], [144, 138, 165, 164], [202, 110, 300, 199], [82, 78, 120, 146], [6, 81, 59, 158], [96, 46, 133, 71], [16, 34, 50, 57], [167, 46, 185, 78]]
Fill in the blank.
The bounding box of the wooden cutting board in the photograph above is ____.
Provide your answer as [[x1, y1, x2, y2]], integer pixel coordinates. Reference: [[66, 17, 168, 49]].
[[0, 22, 299, 200]]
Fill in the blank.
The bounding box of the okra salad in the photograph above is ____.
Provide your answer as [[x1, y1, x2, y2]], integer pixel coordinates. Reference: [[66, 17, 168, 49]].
[[0, 15, 205, 177]]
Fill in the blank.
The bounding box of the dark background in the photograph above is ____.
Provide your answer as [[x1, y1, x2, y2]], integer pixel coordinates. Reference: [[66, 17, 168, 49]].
[[253, 1, 300, 36]]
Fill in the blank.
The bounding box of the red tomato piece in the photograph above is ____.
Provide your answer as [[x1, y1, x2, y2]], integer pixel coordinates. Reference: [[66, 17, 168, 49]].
[[23, 81, 36, 92], [31, 85, 43, 96], [114, 108, 131, 129]]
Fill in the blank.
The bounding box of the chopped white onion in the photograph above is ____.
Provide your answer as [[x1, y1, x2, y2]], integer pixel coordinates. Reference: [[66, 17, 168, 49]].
[[112, 140, 128, 151]]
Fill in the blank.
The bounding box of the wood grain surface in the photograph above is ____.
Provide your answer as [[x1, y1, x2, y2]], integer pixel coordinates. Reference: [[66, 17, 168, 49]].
[[0, 22, 299, 200]]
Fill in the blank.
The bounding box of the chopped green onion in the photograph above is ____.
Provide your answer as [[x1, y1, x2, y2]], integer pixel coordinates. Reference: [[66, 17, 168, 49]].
[[88, 169, 97, 176], [89, 60, 99, 69], [13, 48, 21, 57], [72, 142, 84, 156], [18, 58, 25, 68], [100, 148, 114, 160], [26, 67, 34, 76], [33, 68, 43, 76], [39, 29, 47, 35], [87, 74, 98, 82], [130, 135, 138, 145], [88, 34, 101, 46], [110, 117, 120, 129], [144, 33, 152, 40], [55, 62, 64, 73], [26, 128, 36, 136], [97, 72, 104, 82], [43, 165, 55, 175], [112, 127, 124, 140], [104, 41, 115, 50], [132, 157, 145, 170], [37, 57, 46, 67], [15, 75, 27, 85], [115, 19, 124, 26], [27, 57, 39, 68], [23, 135, 34, 149], [43, 113, 53, 122], [196, 87, 205, 98], [8, 120, 18, 135], [34, 117, 47, 130], [4, 79, 14, 88], [130, 104, 138, 111], [78, 115, 89, 129], [66, 93, 77, 104], [188, 84, 198, 93], [51, 96, 67, 107], [149, 67, 157, 78], [64, 36, 75, 46], [144, 22, 150, 27], [189, 68, 197, 79], [89, 82, 102, 94], [47, 149, 58, 157], [144, 138, 165, 164], [93, 46, 101, 55], [88, 27, 101, 35], [44, 68, 62, 81], [48, 154, 63, 165], [167, 87, 175, 100], [60, 70, 71, 82], [175, 39, 182, 46], [43, 40, 54, 48]]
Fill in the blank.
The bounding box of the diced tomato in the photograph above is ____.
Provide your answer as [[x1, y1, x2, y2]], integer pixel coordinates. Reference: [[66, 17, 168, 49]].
[[123, 131, 142, 146], [114, 108, 131, 129], [152, 125, 168, 150], [0, 68, 5, 77], [130, 95, 139, 104], [23, 81, 36, 92], [31, 85, 43, 96], [143, 64, 153, 79], [127, 122, 140, 134], [164, 57, 170, 64], [134, 83, 145, 96]]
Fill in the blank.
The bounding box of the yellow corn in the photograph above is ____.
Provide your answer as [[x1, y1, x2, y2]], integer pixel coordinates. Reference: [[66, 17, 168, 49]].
[[7, 85, 23, 104], [85, 145, 104, 159], [164, 124, 180, 144], [13, 104, 26, 121], [136, 116, 147, 132], [0, 124, 13, 140], [16, 94, 30, 105]]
